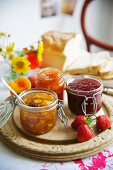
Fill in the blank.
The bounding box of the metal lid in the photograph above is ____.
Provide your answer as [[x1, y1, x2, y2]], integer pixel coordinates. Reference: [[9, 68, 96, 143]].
[[0, 96, 17, 128]]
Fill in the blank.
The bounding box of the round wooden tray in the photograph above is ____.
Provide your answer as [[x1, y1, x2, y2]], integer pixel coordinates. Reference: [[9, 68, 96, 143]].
[[0, 94, 113, 161]]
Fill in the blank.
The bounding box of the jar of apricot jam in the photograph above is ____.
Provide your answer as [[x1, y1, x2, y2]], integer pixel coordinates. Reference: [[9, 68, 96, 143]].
[[66, 75, 103, 115], [18, 89, 58, 135], [37, 67, 64, 100]]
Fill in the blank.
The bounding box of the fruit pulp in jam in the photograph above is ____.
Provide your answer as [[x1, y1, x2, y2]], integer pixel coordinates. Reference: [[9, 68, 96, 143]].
[[20, 92, 57, 135], [37, 68, 64, 100]]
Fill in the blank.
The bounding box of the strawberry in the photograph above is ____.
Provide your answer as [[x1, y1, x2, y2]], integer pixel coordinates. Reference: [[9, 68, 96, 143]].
[[71, 115, 92, 129], [77, 124, 94, 143], [96, 115, 111, 131]]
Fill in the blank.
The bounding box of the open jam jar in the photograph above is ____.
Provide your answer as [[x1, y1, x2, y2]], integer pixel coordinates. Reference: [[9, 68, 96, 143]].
[[66, 75, 103, 115], [18, 89, 58, 135], [37, 67, 64, 100]]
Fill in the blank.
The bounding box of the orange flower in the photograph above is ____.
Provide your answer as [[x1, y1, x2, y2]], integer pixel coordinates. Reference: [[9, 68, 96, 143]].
[[27, 51, 42, 69]]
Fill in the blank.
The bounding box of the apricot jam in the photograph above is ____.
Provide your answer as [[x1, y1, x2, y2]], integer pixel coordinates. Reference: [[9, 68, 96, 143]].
[[66, 76, 103, 115], [18, 89, 58, 135], [37, 67, 64, 100]]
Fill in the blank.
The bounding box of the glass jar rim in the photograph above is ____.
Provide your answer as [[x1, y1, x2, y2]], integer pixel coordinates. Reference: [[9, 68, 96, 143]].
[[37, 67, 64, 80], [66, 75, 103, 94], [18, 88, 58, 112]]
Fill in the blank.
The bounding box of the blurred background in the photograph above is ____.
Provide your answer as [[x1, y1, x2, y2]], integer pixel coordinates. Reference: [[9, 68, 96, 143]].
[[0, 0, 113, 52]]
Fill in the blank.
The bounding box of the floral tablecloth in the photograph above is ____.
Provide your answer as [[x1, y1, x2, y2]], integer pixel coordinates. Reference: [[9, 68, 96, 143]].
[[26, 148, 113, 170], [0, 142, 113, 170]]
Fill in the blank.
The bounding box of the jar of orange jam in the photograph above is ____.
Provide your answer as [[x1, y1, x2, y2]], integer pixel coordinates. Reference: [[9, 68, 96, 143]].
[[37, 67, 64, 100], [18, 89, 58, 135]]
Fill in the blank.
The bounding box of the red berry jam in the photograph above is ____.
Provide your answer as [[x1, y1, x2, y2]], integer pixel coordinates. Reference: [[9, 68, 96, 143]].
[[66, 76, 103, 115], [68, 78, 101, 91]]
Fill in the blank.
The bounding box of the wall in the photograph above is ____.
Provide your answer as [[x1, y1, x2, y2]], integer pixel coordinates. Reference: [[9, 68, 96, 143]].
[[0, 0, 113, 52], [1, 0, 80, 48]]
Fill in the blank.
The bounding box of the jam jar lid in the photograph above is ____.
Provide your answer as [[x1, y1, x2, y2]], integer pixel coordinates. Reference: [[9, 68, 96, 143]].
[[0, 96, 17, 128], [17, 88, 58, 112]]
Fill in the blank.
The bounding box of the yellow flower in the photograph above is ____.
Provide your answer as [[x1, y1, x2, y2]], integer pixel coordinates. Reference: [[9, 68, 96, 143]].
[[0, 32, 5, 37], [9, 53, 15, 60], [0, 47, 3, 52], [37, 41, 44, 62], [11, 56, 30, 74], [6, 42, 15, 54]]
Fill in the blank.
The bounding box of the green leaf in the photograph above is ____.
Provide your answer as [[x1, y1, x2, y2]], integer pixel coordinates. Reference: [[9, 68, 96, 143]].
[[108, 127, 111, 130], [14, 50, 25, 56], [85, 117, 92, 125]]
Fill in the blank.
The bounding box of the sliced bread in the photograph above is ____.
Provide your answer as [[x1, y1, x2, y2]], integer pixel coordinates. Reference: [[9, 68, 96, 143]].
[[89, 51, 111, 75], [64, 50, 113, 79], [64, 49, 91, 74], [99, 58, 113, 77]]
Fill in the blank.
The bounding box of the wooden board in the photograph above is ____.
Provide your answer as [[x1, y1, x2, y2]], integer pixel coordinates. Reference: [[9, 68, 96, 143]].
[[0, 94, 113, 161]]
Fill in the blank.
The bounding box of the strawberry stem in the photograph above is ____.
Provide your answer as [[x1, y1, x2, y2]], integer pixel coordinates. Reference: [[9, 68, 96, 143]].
[[85, 117, 92, 125]]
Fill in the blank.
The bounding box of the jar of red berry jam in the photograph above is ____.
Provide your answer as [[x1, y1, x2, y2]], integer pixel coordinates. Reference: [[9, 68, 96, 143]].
[[66, 75, 103, 115], [37, 67, 64, 100]]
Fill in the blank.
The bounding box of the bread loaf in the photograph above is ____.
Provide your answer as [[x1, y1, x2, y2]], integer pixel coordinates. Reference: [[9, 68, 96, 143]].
[[41, 31, 82, 71]]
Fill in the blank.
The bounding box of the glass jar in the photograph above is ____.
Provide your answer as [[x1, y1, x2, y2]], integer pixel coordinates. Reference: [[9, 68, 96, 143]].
[[37, 67, 64, 100], [66, 75, 103, 115], [18, 89, 58, 135]]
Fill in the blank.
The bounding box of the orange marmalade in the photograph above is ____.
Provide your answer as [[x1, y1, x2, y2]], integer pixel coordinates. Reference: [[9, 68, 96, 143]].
[[18, 89, 58, 135], [37, 67, 64, 100]]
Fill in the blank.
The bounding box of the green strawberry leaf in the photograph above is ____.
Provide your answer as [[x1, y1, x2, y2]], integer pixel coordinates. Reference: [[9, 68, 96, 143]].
[[108, 127, 111, 130], [85, 117, 92, 125]]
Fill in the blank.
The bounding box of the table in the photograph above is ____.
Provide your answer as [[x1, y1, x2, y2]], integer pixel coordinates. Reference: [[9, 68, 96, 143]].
[[0, 85, 113, 170]]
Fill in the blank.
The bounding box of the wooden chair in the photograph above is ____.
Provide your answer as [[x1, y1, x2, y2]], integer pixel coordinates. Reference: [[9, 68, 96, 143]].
[[81, 0, 113, 52]]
